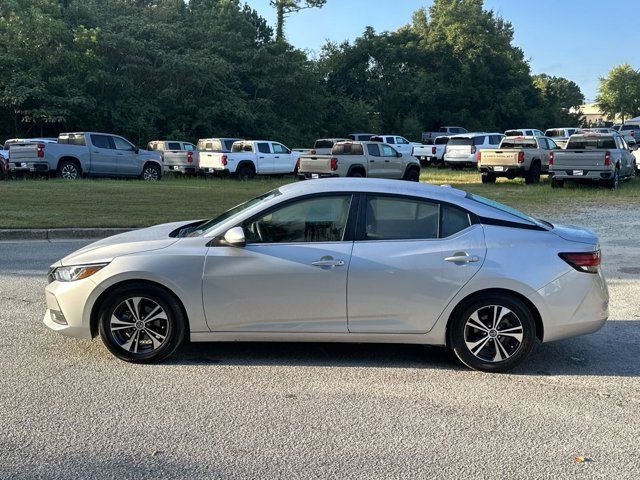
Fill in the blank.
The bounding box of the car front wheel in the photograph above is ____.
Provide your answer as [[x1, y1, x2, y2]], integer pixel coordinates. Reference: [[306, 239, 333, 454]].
[[98, 285, 186, 363], [448, 294, 537, 372]]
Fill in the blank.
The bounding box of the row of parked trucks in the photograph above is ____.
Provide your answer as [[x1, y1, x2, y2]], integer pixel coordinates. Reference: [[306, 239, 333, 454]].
[[1, 128, 638, 188]]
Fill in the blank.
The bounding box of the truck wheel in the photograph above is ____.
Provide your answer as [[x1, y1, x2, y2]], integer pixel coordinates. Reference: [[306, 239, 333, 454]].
[[481, 173, 496, 184], [404, 168, 420, 182], [141, 164, 161, 181], [550, 177, 564, 188], [58, 160, 81, 180], [237, 164, 255, 180], [525, 163, 541, 185], [608, 168, 619, 189], [348, 170, 364, 178]]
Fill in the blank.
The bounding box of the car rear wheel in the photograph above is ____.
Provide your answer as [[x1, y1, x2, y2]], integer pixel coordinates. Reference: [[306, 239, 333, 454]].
[[348, 170, 364, 178], [58, 160, 81, 179], [448, 294, 537, 372], [607, 168, 619, 189], [98, 285, 186, 363], [237, 164, 255, 180], [404, 168, 420, 182]]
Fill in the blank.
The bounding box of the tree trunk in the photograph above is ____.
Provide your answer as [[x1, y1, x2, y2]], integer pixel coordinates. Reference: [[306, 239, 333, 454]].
[[276, 1, 284, 41]]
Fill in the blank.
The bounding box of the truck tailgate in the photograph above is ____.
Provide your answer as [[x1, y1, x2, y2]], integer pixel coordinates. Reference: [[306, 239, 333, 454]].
[[299, 155, 333, 174], [199, 152, 226, 169], [479, 149, 519, 166], [9, 144, 39, 162], [553, 151, 607, 169], [163, 151, 198, 168]]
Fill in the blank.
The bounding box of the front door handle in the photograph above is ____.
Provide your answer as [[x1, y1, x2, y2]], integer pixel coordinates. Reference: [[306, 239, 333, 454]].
[[311, 258, 345, 268], [445, 252, 480, 263], [384, 160, 390, 163]]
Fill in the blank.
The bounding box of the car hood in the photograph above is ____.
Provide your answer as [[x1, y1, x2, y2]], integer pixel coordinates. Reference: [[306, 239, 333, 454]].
[[551, 223, 598, 245], [57, 220, 197, 266]]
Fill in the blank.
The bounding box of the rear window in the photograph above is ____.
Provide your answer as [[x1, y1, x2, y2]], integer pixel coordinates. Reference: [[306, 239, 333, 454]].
[[332, 143, 364, 155], [314, 139, 335, 149], [545, 129, 564, 138], [620, 125, 638, 131], [434, 137, 450, 145], [58, 134, 86, 146], [167, 142, 181, 150], [448, 137, 473, 146], [500, 139, 538, 149], [504, 130, 522, 137], [466, 193, 548, 230], [566, 136, 617, 150]]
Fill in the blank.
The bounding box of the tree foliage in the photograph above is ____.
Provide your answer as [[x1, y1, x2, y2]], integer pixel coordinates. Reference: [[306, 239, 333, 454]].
[[0, 0, 585, 147], [596, 63, 640, 122], [270, 0, 327, 41]]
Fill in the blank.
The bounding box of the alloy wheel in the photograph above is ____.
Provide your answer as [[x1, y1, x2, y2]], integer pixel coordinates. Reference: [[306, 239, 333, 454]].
[[464, 305, 523, 362], [109, 297, 170, 354], [60, 164, 79, 179], [143, 166, 159, 181]]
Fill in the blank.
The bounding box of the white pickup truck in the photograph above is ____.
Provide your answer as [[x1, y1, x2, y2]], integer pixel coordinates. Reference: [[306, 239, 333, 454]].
[[412, 135, 450, 166], [8, 132, 163, 180], [199, 140, 301, 179], [147, 140, 198, 174]]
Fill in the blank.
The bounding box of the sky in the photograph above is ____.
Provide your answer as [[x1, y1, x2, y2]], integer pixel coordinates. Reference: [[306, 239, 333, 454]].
[[248, 0, 640, 101]]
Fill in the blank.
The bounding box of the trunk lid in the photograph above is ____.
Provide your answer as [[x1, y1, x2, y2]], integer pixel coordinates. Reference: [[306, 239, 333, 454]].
[[551, 223, 599, 245], [553, 151, 608, 168], [9, 144, 39, 161]]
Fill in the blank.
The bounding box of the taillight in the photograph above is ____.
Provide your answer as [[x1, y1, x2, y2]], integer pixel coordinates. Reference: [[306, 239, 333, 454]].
[[517, 151, 524, 164], [187, 150, 193, 163], [432, 147, 436, 155], [221, 154, 228, 166], [549, 151, 554, 166], [310, 149, 316, 155], [559, 251, 601, 274], [476, 150, 481, 162], [604, 151, 611, 166], [330, 157, 338, 171], [37, 143, 45, 158]]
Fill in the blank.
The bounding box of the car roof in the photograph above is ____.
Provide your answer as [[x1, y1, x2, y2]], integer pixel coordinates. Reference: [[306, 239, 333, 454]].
[[449, 132, 503, 138]]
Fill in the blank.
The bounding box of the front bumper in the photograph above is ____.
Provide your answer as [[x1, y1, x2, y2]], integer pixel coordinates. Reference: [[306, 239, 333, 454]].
[[9, 162, 50, 173], [43, 278, 104, 340]]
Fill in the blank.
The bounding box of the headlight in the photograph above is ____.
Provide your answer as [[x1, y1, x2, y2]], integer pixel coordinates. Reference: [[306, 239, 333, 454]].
[[52, 263, 108, 282]]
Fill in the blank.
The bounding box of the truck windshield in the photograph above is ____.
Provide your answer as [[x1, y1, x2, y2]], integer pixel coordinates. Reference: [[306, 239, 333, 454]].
[[188, 190, 282, 237], [500, 139, 538, 149], [566, 137, 617, 149]]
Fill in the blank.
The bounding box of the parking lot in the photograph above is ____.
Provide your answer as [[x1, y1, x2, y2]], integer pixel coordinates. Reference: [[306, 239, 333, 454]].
[[0, 203, 639, 479]]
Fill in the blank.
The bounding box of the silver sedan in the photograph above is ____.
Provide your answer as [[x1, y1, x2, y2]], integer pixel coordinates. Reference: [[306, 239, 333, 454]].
[[44, 179, 609, 372]]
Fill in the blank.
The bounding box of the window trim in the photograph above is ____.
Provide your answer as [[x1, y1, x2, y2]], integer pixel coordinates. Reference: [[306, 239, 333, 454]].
[[354, 193, 476, 242], [221, 192, 360, 246]]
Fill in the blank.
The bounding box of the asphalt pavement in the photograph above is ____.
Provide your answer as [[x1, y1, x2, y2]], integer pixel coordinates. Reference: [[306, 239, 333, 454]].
[[0, 237, 639, 479]]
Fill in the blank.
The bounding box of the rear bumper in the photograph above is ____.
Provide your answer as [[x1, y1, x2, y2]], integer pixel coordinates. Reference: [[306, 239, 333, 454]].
[[533, 268, 609, 343], [297, 172, 340, 180], [165, 164, 197, 174], [199, 167, 229, 175], [9, 161, 51, 173], [550, 168, 613, 181], [479, 165, 525, 176]]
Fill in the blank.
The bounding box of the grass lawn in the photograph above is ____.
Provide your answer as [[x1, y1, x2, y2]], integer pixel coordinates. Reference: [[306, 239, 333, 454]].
[[0, 170, 638, 228]]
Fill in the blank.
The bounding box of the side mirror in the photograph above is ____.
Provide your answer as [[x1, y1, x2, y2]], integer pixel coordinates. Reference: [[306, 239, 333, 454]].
[[631, 144, 638, 152], [396, 151, 402, 157], [134, 146, 139, 154], [221, 226, 246, 247]]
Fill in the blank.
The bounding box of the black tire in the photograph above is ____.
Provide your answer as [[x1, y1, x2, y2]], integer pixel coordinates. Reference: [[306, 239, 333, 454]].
[[404, 168, 420, 182], [525, 163, 541, 185], [98, 284, 186, 363], [141, 163, 161, 181], [348, 170, 365, 178], [550, 177, 564, 188], [481, 173, 496, 184], [607, 168, 619, 189], [448, 293, 537, 373], [58, 159, 81, 179], [237, 164, 255, 180]]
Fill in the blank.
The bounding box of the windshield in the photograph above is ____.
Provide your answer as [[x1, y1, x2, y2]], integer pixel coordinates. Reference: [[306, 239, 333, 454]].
[[466, 193, 549, 230], [188, 190, 282, 237]]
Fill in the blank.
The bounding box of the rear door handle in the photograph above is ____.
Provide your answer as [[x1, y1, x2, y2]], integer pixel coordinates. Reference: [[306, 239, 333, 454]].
[[311, 259, 345, 268], [445, 252, 480, 263]]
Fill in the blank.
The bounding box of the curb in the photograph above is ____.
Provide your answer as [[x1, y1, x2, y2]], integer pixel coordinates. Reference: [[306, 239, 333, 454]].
[[0, 228, 135, 241]]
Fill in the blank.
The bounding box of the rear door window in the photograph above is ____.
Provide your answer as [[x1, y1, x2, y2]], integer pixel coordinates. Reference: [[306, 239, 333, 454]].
[[90, 134, 112, 149], [366, 144, 381, 156], [473, 136, 486, 146], [257, 143, 270, 154], [364, 196, 439, 240], [386, 137, 395, 144]]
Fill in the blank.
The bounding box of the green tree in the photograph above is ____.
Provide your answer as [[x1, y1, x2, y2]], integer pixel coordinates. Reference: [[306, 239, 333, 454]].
[[270, 0, 327, 41], [596, 63, 640, 122], [533, 74, 584, 127]]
